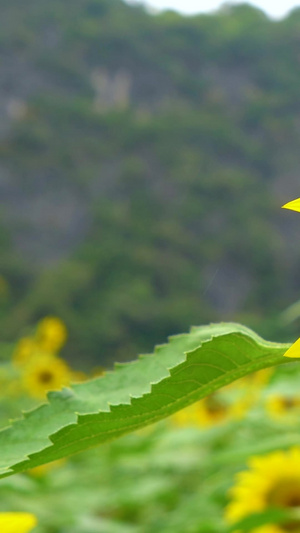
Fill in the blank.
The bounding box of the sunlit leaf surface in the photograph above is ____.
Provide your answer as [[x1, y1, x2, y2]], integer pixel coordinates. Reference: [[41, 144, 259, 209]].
[[0, 323, 292, 478]]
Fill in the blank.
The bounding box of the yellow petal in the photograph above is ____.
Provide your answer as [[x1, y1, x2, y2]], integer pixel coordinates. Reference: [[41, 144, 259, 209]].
[[0, 513, 37, 533], [282, 198, 300, 212], [284, 337, 300, 358]]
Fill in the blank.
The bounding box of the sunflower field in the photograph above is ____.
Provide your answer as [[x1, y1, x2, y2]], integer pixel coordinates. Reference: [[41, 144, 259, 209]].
[[2, 200, 300, 533]]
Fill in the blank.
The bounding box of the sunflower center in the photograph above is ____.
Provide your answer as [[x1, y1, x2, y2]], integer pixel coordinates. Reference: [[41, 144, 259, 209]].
[[267, 479, 300, 531], [281, 398, 299, 410], [38, 371, 54, 384], [268, 479, 300, 508]]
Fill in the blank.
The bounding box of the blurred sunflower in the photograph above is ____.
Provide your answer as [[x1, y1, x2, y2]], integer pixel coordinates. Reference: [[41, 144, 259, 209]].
[[226, 448, 300, 533], [35, 316, 67, 353], [171, 372, 267, 429], [172, 391, 235, 428], [0, 512, 37, 533], [22, 353, 72, 399], [231, 368, 273, 412], [236, 368, 273, 389], [266, 394, 300, 422]]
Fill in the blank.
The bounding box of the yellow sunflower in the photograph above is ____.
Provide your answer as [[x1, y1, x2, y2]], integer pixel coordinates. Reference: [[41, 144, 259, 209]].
[[0, 512, 37, 533], [226, 447, 300, 533], [172, 372, 268, 429], [230, 368, 273, 413], [172, 391, 235, 428], [266, 394, 300, 422], [22, 353, 72, 399], [236, 368, 273, 389], [35, 316, 67, 353]]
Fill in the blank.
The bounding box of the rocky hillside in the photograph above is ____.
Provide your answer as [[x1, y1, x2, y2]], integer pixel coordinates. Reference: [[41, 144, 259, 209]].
[[1, 0, 300, 365]]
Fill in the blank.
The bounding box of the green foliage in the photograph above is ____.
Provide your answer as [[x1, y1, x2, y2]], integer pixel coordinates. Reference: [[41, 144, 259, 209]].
[[0, 323, 291, 478], [1, 0, 300, 365]]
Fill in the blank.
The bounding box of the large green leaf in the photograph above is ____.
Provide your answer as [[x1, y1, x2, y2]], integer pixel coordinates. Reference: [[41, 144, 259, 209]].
[[0, 323, 293, 478]]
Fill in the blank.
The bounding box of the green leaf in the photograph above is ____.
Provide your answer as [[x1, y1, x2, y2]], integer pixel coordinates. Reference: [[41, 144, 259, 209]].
[[226, 508, 294, 532], [0, 323, 293, 478]]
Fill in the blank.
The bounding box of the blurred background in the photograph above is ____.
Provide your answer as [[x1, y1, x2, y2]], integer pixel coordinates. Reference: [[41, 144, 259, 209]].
[[1, 0, 300, 370], [3, 2, 300, 533]]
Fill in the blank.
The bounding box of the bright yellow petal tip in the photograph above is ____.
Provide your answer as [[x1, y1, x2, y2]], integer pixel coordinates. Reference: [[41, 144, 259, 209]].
[[282, 198, 300, 213], [284, 337, 300, 358], [0, 512, 37, 533]]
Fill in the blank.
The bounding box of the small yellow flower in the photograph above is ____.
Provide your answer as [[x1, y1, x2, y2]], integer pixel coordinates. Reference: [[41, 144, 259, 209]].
[[22, 353, 72, 399], [35, 316, 67, 353], [0, 512, 37, 533], [226, 448, 300, 533]]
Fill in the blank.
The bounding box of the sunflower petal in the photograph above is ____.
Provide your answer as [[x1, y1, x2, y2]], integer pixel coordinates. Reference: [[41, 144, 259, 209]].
[[282, 198, 300, 212], [0, 513, 37, 533], [284, 337, 300, 358]]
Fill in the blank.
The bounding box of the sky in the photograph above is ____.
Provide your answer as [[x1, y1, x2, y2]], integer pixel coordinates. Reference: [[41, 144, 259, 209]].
[[128, 0, 300, 19]]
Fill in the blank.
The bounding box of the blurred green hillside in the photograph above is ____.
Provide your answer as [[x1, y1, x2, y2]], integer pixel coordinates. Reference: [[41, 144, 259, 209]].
[[1, 0, 300, 366]]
